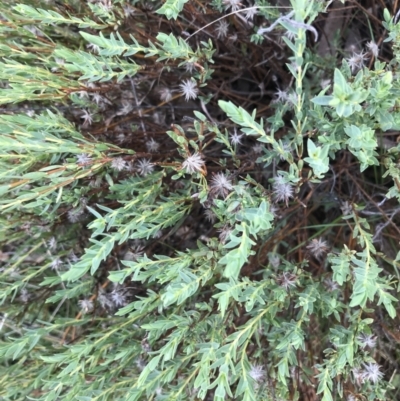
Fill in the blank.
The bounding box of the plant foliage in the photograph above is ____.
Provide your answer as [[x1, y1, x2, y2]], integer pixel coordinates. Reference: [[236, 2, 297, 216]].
[[1, 0, 400, 400]]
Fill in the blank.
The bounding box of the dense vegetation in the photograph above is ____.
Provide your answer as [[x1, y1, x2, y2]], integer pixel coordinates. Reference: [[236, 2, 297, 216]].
[[1, 0, 400, 400]]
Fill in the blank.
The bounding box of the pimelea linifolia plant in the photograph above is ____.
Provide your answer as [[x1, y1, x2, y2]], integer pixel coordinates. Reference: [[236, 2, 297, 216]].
[[1, 0, 400, 400]]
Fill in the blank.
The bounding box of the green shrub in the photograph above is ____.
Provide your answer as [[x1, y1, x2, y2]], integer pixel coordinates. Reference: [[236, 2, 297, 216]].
[[1, 0, 400, 400]]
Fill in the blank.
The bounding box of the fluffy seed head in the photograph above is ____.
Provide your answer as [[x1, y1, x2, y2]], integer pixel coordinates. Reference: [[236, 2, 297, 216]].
[[78, 299, 94, 314], [111, 157, 127, 171], [229, 130, 243, 146], [136, 159, 154, 176], [182, 152, 205, 174], [276, 271, 297, 290], [249, 364, 265, 382], [252, 143, 264, 154], [204, 209, 217, 223], [50, 258, 62, 270], [179, 79, 198, 101], [346, 51, 368, 73], [124, 245, 144, 262], [76, 153, 92, 165], [274, 88, 290, 102], [135, 358, 146, 371], [366, 41, 379, 58], [223, 0, 242, 11], [123, 4, 135, 17], [215, 20, 229, 39], [209, 172, 233, 198], [272, 175, 294, 206], [47, 237, 57, 250], [146, 138, 160, 153], [357, 333, 377, 349], [80, 109, 94, 127], [19, 288, 30, 303], [183, 62, 195, 73], [244, 6, 258, 21], [68, 208, 84, 223], [269, 253, 280, 269], [341, 201, 352, 216], [158, 87, 173, 102], [86, 43, 100, 53], [362, 362, 383, 384], [351, 367, 364, 385], [306, 237, 329, 259], [110, 290, 126, 307]]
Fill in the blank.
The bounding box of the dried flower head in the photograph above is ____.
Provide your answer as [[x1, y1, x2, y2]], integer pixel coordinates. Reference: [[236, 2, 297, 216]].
[[215, 20, 229, 39], [179, 79, 198, 101], [204, 209, 217, 224], [324, 278, 339, 292], [357, 333, 377, 349], [47, 237, 57, 250], [68, 252, 79, 263], [346, 51, 368, 73], [78, 299, 94, 314], [341, 200, 352, 216], [123, 4, 135, 17], [76, 153, 92, 166], [182, 152, 205, 174], [274, 88, 290, 103], [252, 143, 264, 154], [111, 157, 127, 171], [223, 0, 242, 11], [86, 43, 100, 53], [91, 93, 104, 106], [136, 159, 154, 176], [244, 6, 258, 21], [141, 338, 152, 353], [269, 253, 280, 269], [362, 362, 383, 384], [249, 364, 265, 382], [19, 288, 30, 303], [275, 271, 297, 290], [118, 100, 133, 116], [320, 78, 331, 89], [98, 292, 113, 310], [68, 208, 84, 223], [146, 138, 160, 153], [352, 367, 364, 386], [124, 245, 145, 261], [306, 237, 329, 259], [209, 172, 233, 198], [80, 109, 94, 127], [218, 225, 232, 243], [272, 175, 294, 206], [184, 62, 196, 73], [229, 130, 243, 146], [228, 33, 238, 43], [136, 358, 146, 371], [50, 258, 62, 270], [110, 290, 126, 307], [366, 41, 379, 58], [158, 87, 173, 102]]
